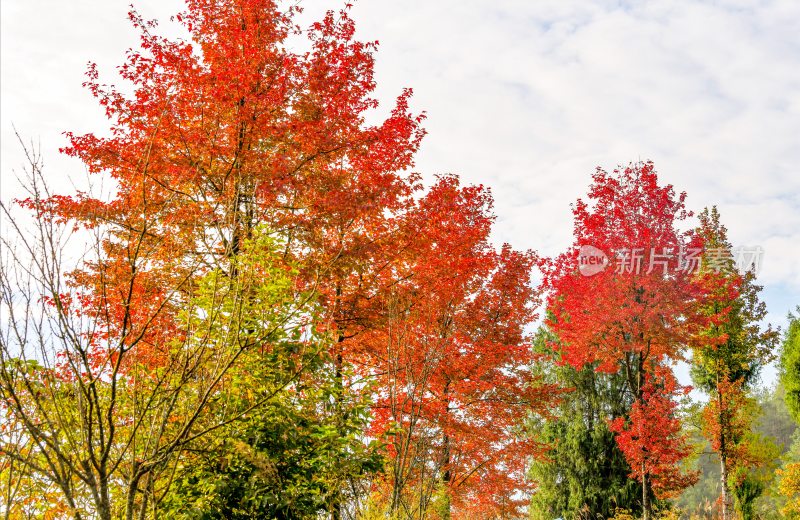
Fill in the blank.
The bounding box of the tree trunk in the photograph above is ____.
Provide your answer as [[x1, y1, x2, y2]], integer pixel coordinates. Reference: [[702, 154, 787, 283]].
[[641, 465, 650, 520], [330, 302, 349, 520], [440, 431, 452, 520], [717, 373, 731, 520], [439, 383, 452, 520], [97, 501, 112, 520], [720, 431, 731, 520], [633, 353, 651, 520], [125, 467, 143, 520], [331, 346, 344, 520]]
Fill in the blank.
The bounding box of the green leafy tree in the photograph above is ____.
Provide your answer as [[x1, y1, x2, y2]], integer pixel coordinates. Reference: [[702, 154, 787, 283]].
[[776, 309, 800, 517], [782, 309, 800, 421], [691, 206, 778, 520], [529, 328, 642, 520], [158, 362, 381, 519], [730, 433, 780, 520], [152, 231, 383, 519]]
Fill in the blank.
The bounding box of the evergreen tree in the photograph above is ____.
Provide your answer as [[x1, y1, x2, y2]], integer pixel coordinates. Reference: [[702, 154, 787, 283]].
[[529, 328, 642, 519]]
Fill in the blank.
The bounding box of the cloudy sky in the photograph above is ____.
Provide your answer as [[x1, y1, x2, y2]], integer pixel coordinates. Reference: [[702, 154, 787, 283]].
[[2, 1, 799, 382]]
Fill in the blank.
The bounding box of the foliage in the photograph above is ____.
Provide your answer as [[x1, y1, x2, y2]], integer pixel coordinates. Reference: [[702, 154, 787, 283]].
[[609, 366, 699, 500], [1, 1, 554, 517], [782, 310, 800, 421], [542, 162, 699, 518], [779, 314, 800, 517], [690, 207, 777, 393], [608, 508, 681, 520], [542, 162, 698, 375], [0, 199, 318, 520], [678, 384, 798, 518], [688, 206, 778, 520], [158, 359, 381, 519], [529, 328, 642, 520], [779, 461, 800, 518], [1, 0, 795, 515], [364, 177, 556, 518], [729, 433, 780, 520], [755, 383, 798, 454]]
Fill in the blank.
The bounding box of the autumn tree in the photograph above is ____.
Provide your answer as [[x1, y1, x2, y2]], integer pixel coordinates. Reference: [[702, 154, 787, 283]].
[[18, 0, 425, 517], [4, 2, 556, 519], [365, 176, 553, 518], [0, 153, 327, 519], [690, 206, 778, 519], [543, 162, 699, 520], [139, 228, 384, 519], [609, 365, 697, 503]]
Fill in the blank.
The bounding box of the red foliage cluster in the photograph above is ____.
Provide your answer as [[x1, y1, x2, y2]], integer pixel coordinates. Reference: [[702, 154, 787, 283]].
[[610, 366, 698, 499], [542, 163, 699, 373], [364, 176, 553, 515]]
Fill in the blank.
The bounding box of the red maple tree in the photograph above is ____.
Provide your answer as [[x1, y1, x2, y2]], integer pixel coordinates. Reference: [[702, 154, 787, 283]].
[[24, 2, 424, 517], [543, 162, 700, 518], [29, 0, 426, 344], [365, 175, 555, 518]]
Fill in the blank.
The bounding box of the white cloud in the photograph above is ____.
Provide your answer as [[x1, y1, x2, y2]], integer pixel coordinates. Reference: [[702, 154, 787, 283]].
[[3, 0, 798, 327], [336, 0, 800, 293]]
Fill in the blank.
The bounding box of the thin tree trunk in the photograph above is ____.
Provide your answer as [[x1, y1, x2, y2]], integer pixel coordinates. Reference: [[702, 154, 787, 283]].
[[720, 450, 730, 520], [637, 352, 650, 520], [331, 303, 346, 520], [331, 345, 344, 520], [439, 381, 452, 520], [137, 472, 152, 520], [719, 386, 731, 520], [440, 431, 452, 520], [641, 465, 650, 520], [125, 467, 142, 520]]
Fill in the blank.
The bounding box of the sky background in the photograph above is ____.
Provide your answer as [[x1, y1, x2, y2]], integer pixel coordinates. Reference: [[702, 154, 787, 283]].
[[2, 0, 799, 385]]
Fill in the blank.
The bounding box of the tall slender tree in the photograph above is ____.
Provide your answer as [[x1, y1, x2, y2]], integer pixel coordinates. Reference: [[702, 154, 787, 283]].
[[367, 176, 554, 518], [782, 309, 800, 422], [690, 206, 778, 520], [778, 309, 800, 516]]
